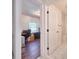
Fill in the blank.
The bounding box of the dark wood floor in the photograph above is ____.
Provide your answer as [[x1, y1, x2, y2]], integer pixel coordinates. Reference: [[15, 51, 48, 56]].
[[22, 39, 40, 59]]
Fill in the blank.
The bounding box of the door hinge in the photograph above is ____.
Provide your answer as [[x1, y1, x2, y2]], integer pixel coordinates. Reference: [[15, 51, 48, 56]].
[[47, 29, 49, 32], [47, 11, 49, 14]]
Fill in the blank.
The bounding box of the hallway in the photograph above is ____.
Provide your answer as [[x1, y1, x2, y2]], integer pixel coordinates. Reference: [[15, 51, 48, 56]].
[[22, 39, 40, 59]]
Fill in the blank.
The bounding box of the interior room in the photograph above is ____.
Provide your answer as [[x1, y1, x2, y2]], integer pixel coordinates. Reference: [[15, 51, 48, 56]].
[[13, 0, 67, 59], [21, 0, 41, 59], [21, 0, 67, 59]]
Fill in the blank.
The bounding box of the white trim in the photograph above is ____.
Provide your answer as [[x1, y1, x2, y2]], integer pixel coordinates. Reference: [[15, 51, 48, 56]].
[[13, 0, 22, 59]]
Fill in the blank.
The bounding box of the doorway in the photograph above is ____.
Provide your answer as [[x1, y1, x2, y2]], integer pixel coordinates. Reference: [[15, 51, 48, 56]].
[[21, 0, 41, 59], [13, 0, 67, 59]]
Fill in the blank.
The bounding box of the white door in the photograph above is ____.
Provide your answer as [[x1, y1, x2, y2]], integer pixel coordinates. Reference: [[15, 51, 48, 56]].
[[40, 4, 62, 56], [48, 5, 62, 55]]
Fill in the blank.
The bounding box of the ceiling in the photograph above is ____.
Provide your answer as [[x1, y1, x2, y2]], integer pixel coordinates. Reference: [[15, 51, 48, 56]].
[[22, 0, 41, 16], [22, 0, 67, 17]]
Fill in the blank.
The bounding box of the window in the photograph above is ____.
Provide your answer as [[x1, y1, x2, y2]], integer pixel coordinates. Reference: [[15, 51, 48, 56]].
[[29, 22, 38, 33]]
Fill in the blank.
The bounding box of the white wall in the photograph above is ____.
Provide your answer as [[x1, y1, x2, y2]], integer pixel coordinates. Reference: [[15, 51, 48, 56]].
[[20, 14, 40, 32]]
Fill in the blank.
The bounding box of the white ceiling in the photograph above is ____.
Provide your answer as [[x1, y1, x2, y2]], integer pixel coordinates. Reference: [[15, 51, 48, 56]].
[[22, 0, 41, 15], [22, 0, 67, 16]]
